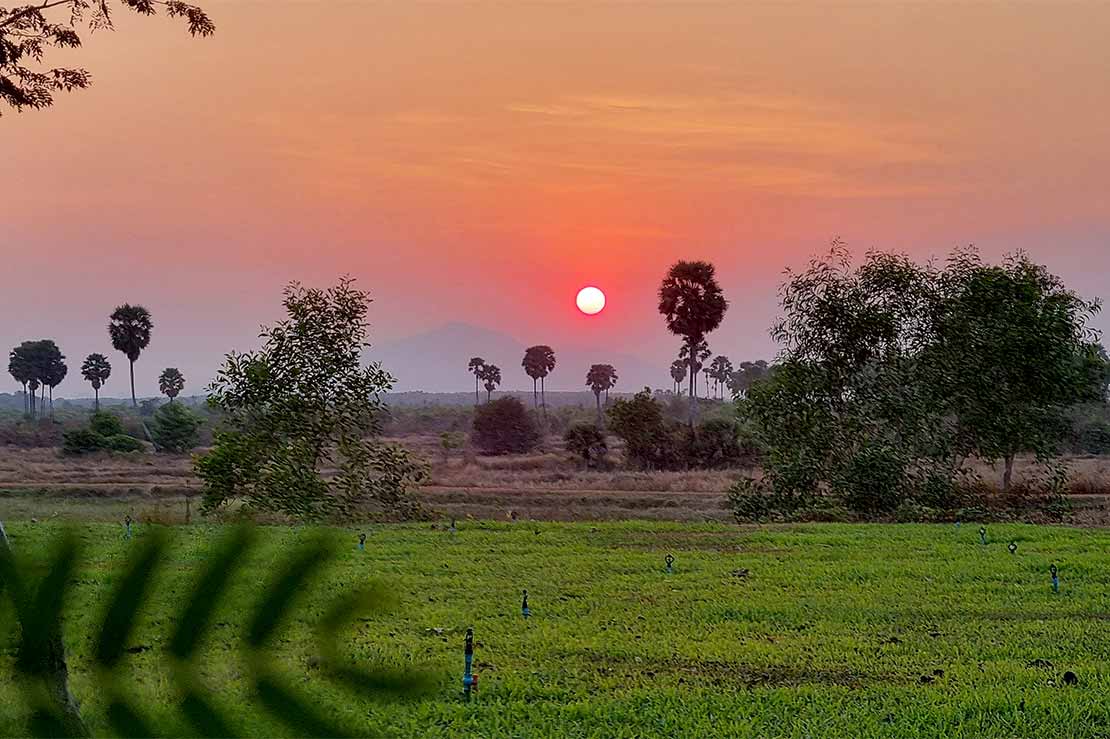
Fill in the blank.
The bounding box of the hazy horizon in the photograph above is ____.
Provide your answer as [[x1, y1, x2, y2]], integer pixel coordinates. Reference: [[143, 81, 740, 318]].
[[4, 1, 1109, 396]]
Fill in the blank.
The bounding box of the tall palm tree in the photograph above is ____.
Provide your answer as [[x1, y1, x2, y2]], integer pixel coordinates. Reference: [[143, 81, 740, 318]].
[[468, 357, 486, 406], [480, 364, 501, 402], [522, 345, 557, 417], [158, 367, 185, 402], [669, 359, 686, 394], [81, 353, 112, 411], [40, 342, 66, 418], [709, 355, 733, 399], [8, 343, 34, 417], [586, 364, 618, 426], [108, 304, 153, 407], [659, 261, 728, 425]]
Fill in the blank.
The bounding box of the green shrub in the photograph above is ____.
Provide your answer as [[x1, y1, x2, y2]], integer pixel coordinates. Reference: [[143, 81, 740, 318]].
[[1078, 420, 1110, 455], [471, 397, 540, 455], [89, 411, 125, 437], [103, 434, 145, 453], [563, 423, 608, 468], [607, 390, 676, 470], [833, 445, 908, 514], [62, 429, 107, 455], [150, 402, 202, 453]]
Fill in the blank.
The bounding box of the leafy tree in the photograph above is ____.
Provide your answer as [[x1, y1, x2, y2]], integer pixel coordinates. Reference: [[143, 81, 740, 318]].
[[669, 359, 686, 394], [63, 411, 143, 454], [471, 396, 539, 454], [586, 363, 617, 425], [150, 401, 201, 453], [708, 355, 733, 400], [467, 357, 485, 405], [738, 244, 1101, 518], [564, 422, 607, 468], [659, 261, 728, 424], [607, 388, 674, 470], [439, 431, 464, 464], [0, 0, 214, 114], [108, 304, 153, 407], [196, 279, 427, 521], [480, 364, 501, 402], [158, 367, 185, 402], [80, 353, 111, 411], [8, 342, 34, 417], [923, 249, 1102, 490], [522, 345, 556, 416]]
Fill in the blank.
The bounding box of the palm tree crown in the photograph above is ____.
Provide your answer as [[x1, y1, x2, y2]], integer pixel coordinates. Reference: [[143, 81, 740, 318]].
[[159, 367, 185, 401], [109, 304, 153, 406]]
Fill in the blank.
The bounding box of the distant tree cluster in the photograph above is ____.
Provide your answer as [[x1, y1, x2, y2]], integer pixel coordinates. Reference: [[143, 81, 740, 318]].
[[7, 339, 65, 418]]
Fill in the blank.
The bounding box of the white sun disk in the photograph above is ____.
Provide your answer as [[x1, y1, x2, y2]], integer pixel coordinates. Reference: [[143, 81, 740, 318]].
[[576, 286, 606, 315]]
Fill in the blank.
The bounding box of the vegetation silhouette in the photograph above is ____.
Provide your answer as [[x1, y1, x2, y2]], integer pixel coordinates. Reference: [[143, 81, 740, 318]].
[[0, 523, 431, 738], [108, 304, 153, 408]]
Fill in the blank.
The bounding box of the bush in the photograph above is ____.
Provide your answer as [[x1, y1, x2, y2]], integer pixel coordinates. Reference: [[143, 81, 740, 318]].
[[607, 390, 676, 470], [563, 423, 608, 468], [678, 418, 759, 469], [472, 397, 540, 455], [1078, 420, 1110, 455], [833, 445, 907, 514], [62, 429, 107, 455], [103, 434, 145, 453], [150, 402, 202, 453], [89, 411, 125, 437]]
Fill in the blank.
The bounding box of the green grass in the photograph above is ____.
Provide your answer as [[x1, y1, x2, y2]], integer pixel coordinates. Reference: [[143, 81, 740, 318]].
[[2, 521, 1109, 737]]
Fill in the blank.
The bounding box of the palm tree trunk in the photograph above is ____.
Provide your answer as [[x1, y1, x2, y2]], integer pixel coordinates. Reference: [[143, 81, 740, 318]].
[[540, 376, 547, 419], [49, 386, 54, 418], [129, 360, 137, 407], [687, 343, 697, 427], [595, 391, 602, 426], [474, 376, 479, 406], [1002, 454, 1015, 492], [94, 387, 99, 412], [533, 378, 538, 409]]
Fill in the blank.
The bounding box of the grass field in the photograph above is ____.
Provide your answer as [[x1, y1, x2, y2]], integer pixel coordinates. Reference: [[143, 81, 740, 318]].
[[2, 521, 1109, 737]]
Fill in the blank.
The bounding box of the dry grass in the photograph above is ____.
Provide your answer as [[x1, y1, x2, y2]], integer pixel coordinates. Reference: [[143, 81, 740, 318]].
[[2, 440, 1110, 525]]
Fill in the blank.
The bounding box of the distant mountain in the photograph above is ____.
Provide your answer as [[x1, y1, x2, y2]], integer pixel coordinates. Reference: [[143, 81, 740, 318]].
[[370, 322, 665, 393]]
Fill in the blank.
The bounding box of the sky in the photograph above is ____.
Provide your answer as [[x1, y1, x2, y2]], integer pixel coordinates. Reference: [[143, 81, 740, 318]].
[[3, 1, 1109, 395]]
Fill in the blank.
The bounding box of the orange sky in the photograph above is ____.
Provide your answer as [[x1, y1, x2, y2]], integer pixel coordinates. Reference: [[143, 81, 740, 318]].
[[3, 2, 1109, 394]]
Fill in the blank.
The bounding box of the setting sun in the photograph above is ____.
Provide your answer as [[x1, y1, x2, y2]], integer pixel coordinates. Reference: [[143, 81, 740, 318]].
[[576, 286, 606, 315]]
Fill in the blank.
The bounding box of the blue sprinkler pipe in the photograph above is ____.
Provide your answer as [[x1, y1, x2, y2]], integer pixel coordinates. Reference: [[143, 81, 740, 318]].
[[462, 628, 478, 700], [358, 533, 366, 551], [979, 526, 987, 545], [124, 515, 133, 540], [665, 554, 675, 574], [1050, 564, 1059, 594], [521, 590, 530, 619]]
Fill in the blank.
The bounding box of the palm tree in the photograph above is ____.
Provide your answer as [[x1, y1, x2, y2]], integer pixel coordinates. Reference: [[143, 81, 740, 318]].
[[659, 261, 728, 425], [586, 363, 618, 425], [522, 345, 557, 417], [480, 364, 501, 402], [669, 359, 686, 394], [158, 367, 185, 402], [468, 357, 486, 406], [709, 355, 733, 399], [80, 353, 112, 411], [678, 340, 710, 400], [108, 304, 153, 407], [8, 343, 34, 417], [40, 342, 67, 418]]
